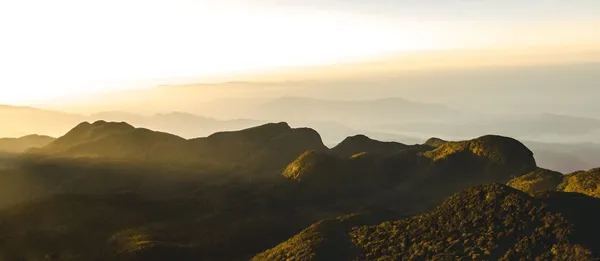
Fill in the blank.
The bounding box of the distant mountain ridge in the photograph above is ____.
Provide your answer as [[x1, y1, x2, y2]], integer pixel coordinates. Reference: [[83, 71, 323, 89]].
[[26, 121, 538, 187], [0, 105, 261, 139], [3, 99, 599, 172], [253, 96, 458, 124], [330, 134, 409, 158], [31, 121, 328, 173], [4, 120, 600, 261], [0, 134, 55, 153], [33, 121, 191, 163]]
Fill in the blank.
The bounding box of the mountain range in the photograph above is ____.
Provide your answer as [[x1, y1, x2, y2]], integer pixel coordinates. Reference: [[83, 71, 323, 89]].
[[0, 105, 261, 139], [1, 120, 599, 260], [47, 62, 600, 118], [0, 134, 54, 153], [4, 98, 600, 173]]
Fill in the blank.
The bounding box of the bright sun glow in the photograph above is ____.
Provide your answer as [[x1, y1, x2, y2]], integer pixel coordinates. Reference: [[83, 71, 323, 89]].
[[1, 0, 599, 104]]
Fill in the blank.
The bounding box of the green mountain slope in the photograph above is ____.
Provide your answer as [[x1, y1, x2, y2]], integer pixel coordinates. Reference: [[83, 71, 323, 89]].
[[255, 184, 600, 261], [559, 168, 600, 198], [283, 135, 536, 199], [507, 168, 564, 195], [507, 168, 600, 198]]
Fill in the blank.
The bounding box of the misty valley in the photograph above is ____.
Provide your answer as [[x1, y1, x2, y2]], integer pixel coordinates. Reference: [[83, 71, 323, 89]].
[[2, 1, 600, 260]]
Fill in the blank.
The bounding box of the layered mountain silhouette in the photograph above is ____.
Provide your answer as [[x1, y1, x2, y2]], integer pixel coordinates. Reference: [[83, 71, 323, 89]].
[[0, 105, 83, 138], [252, 97, 458, 124], [29, 121, 328, 173], [507, 168, 600, 198], [279, 134, 537, 212], [524, 141, 600, 173], [1, 120, 599, 261], [296, 135, 533, 182], [0, 134, 55, 153], [4, 101, 599, 172], [28, 121, 538, 198], [0, 105, 260, 139], [32, 121, 191, 163]]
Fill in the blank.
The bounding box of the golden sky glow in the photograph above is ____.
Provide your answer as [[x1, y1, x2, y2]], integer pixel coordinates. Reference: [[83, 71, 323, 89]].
[[1, 0, 599, 104]]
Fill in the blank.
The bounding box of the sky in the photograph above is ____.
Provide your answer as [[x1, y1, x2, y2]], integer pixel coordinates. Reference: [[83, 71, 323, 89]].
[[1, 0, 600, 105]]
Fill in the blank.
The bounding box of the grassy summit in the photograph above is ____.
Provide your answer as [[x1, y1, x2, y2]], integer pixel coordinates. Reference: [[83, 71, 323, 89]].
[[507, 168, 564, 194], [507, 168, 600, 199], [423, 135, 534, 166], [559, 168, 600, 198]]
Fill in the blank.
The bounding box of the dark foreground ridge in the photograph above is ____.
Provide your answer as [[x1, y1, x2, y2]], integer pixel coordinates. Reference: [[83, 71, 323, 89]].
[[254, 184, 600, 261]]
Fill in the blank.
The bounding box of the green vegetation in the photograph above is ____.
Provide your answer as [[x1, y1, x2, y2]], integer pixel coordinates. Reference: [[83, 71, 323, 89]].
[[252, 213, 392, 261], [256, 184, 600, 260], [559, 168, 600, 198], [507, 168, 564, 194], [423, 135, 534, 168], [424, 137, 448, 148], [508, 168, 600, 198], [420, 135, 537, 187], [1, 121, 596, 261]]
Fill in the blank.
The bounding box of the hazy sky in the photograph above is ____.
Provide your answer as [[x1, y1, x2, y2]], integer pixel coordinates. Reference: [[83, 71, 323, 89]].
[[1, 0, 599, 104]]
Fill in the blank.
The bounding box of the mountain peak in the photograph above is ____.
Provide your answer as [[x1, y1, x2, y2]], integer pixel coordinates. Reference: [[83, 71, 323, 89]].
[[507, 168, 564, 195], [207, 122, 291, 140], [91, 120, 133, 128], [424, 137, 448, 147], [345, 134, 371, 141], [36, 121, 164, 157], [331, 135, 408, 158], [424, 135, 535, 166], [62, 121, 135, 141]]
